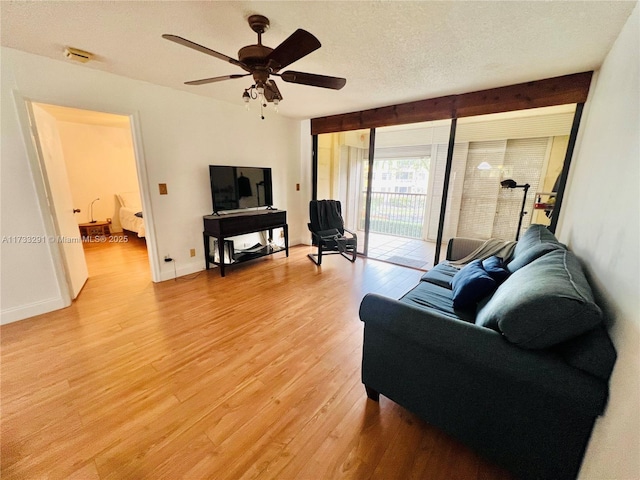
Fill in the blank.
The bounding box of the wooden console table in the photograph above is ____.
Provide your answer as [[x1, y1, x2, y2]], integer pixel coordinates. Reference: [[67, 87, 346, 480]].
[[203, 210, 289, 277]]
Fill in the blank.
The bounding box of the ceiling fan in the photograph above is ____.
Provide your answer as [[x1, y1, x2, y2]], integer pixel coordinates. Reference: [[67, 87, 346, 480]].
[[162, 14, 346, 111]]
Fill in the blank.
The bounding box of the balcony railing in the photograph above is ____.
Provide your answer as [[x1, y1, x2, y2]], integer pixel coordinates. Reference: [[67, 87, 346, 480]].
[[360, 191, 428, 238]]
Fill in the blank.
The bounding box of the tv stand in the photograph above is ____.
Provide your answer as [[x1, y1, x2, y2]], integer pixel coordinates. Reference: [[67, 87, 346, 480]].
[[203, 210, 288, 277]]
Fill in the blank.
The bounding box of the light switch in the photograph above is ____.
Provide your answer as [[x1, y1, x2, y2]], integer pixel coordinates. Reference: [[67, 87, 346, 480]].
[[159, 183, 168, 195]]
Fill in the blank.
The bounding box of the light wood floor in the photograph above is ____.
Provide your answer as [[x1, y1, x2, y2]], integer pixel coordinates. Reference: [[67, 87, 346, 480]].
[[1, 239, 512, 480]]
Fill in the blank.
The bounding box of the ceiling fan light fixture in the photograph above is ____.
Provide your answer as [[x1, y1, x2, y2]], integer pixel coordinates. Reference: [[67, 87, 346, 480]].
[[163, 14, 346, 121]]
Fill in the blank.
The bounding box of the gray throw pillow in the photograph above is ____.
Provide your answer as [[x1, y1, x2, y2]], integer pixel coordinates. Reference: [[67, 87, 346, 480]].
[[507, 241, 564, 273], [476, 249, 602, 349], [512, 224, 560, 259]]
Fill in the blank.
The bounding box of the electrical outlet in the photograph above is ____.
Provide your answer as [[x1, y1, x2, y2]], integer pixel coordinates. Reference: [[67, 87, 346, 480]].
[[159, 183, 168, 195], [279, 230, 285, 238], [296, 183, 300, 191], [190, 248, 196, 257]]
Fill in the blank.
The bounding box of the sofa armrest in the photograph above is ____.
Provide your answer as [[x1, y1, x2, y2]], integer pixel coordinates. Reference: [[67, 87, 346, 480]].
[[446, 237, 486, 261], [359, 293, 607, 416]]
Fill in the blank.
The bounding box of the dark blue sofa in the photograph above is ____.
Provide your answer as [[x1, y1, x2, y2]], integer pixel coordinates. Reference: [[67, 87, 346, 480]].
[[359, 225, 616, 480]]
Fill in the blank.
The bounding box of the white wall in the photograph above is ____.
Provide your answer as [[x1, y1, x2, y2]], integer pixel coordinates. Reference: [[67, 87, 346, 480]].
[[556, 5, 640, 479], [56, 120, 139, 230], [298, 119, 313, 244], [0, 69, 68, 322], [1, 47, 304, 323]]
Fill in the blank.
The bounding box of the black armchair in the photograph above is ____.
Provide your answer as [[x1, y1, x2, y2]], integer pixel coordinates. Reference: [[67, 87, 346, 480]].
[[307, 200, 357, 265]]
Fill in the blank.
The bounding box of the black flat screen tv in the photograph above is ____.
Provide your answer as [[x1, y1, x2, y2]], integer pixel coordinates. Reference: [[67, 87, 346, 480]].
[[209, 165, 273, 213]]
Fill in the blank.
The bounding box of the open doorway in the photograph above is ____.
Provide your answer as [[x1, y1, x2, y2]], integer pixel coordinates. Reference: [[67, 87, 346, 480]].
[[28, 101, 152, 297]]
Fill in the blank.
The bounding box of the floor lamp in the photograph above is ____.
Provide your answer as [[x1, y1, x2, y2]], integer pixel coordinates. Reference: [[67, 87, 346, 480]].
[[500, 179, 530, 241]]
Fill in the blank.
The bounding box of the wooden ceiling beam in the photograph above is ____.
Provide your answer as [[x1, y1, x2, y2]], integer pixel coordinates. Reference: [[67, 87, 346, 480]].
[[311, 71, 593, 135]]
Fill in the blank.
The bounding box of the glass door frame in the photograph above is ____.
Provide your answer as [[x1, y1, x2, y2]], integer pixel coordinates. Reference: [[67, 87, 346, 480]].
[[311, 104, 585, 267], [432, 119, 457, 264], [360, 128, 376, 257]]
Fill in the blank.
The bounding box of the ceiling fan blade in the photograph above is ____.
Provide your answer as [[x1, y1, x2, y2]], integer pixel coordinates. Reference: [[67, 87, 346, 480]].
[[162, 34, 247, 69], [264, 80, 283, 102], [184, 74, 250, 86], [266, 29, 321, 71], [279, 71, 346, 90]]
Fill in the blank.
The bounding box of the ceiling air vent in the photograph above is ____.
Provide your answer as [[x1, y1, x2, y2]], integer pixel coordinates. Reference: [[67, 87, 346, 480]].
[[64, 47, 93, 63]]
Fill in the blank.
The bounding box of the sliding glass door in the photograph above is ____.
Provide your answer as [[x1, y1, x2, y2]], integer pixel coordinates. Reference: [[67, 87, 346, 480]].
[[436, 105, 577, 263], [316, 129, 370, 254], [366, 121, 451, 269], [316, 122, 452, 268], [313, 104, 579, 269]]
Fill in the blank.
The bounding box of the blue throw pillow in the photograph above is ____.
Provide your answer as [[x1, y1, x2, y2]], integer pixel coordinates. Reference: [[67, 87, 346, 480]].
[[451, 259, 497, 309], [482, 256, 510, 283]]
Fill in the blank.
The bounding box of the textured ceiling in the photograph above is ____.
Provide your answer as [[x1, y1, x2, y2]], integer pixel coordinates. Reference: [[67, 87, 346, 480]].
[[1, 1, 636, 120]]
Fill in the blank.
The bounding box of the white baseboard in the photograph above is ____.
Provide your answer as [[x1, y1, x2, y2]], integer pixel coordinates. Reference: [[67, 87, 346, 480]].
[[157, 258, 205, 282], [1, 296, 69, 325]]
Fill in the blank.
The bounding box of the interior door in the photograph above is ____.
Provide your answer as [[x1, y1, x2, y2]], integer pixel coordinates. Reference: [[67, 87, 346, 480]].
[[29, 102, 88, 298]]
